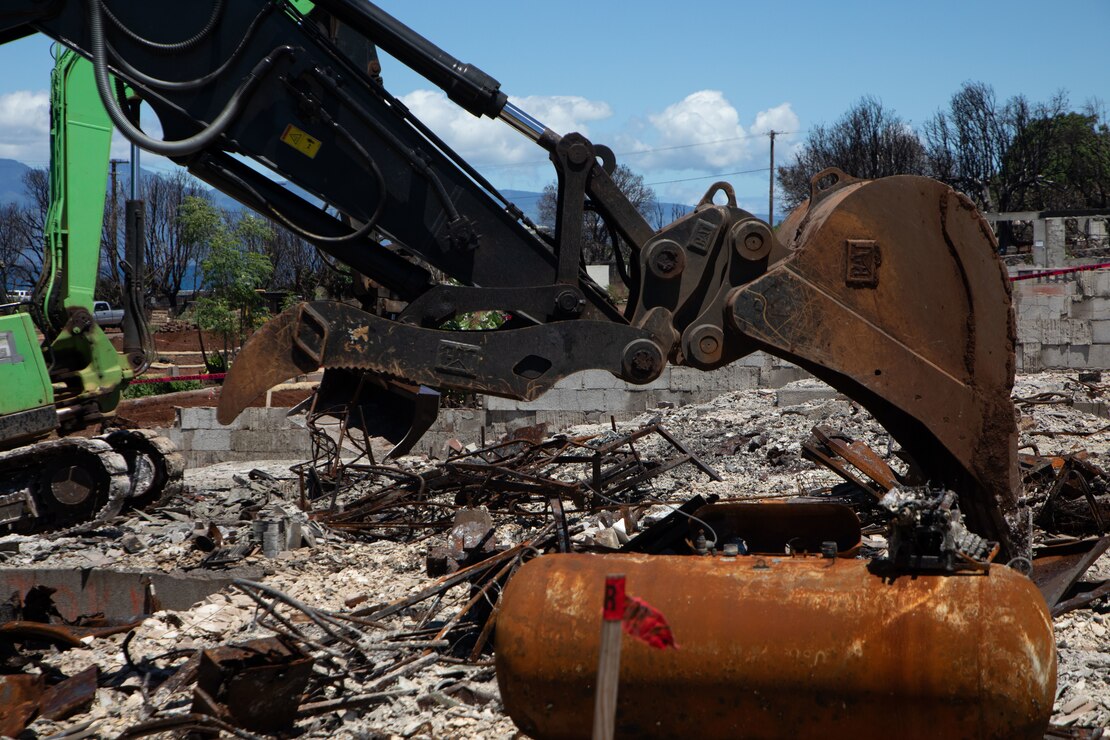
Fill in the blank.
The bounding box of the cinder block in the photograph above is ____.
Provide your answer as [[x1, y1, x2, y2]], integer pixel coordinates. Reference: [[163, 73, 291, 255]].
[[1019, 342, 1041, 373], [170, 429, 191, 448], [484, 396, 519, 411], [184, 450, 224, 467], [668, 366, 705, 391], [1070, 297, 1110, 320], [177, 406, 216, 430], [1085, 344, 1110, 369], [1091, 321, 1110, 345], [1015, 319, 1041, 345], [190, 429, 231, 451], [1038, 345, 1070, 368], [763, 366, 810, 389], [732, 352, 767, 368], [1069, 345, 1092, 368], [576, 390, 607, 412], [727, 366, 761, 391], [541, 390, 585, 411], [775, 386, 840, 407], [230, 429, 308, 453], [586, 369, 626, 390], [1074, 400, 1110, 419], [163, 427, 184, 448], [574, 369, 612, 390], [237, 406, 291, 430]]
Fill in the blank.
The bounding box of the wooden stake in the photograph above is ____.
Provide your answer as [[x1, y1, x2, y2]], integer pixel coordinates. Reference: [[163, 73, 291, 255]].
[[592, 573, 625, 740]]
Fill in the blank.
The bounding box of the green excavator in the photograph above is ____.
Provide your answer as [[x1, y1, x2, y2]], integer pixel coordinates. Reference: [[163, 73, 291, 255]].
[[0, 50, 181, 533]]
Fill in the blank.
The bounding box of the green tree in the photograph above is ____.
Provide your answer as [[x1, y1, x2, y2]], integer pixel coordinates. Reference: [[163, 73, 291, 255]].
[[1008, 111, 1110, 210], [178, 197, 273, 371]]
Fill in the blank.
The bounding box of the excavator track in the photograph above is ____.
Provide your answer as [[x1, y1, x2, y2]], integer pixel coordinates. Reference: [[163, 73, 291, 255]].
[[0, 437, 130, 534], [98, 429, 185, 511]]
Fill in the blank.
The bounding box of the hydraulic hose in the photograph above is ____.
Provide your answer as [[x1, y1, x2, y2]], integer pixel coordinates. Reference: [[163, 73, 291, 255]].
[[99, 0, 224, 54], [104, 4, 275, 93], [87, 0, 292, 157]]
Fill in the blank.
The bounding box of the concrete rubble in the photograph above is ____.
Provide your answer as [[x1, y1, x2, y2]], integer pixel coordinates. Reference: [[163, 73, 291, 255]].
[[0, 372, 1106, 737]]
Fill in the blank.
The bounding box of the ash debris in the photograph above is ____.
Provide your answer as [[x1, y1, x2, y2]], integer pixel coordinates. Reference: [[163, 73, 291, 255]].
[[0, 373, 1105, 737]]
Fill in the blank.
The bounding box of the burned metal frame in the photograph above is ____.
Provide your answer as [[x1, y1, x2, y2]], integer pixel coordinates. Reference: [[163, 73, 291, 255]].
[[304, 422, 720, 544]]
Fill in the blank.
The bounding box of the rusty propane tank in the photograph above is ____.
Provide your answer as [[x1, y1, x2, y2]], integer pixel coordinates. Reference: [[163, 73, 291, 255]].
[[495, 554, 1056, 740]]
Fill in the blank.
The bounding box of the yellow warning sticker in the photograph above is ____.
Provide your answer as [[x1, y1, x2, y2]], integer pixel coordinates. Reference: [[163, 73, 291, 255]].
[[280, 124, 322, 159]]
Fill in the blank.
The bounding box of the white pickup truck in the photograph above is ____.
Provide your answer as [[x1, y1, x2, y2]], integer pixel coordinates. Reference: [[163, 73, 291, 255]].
[[93, 301, 124, 328]]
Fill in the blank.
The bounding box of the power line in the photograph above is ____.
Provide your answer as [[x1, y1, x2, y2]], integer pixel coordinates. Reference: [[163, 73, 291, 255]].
[[647, 166, 770, 186], [474, 130, 803, 170], [498, 166, 774, 201]]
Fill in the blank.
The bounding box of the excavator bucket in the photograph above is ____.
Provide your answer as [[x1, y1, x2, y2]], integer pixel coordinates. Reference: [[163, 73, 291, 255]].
[[727, 169, 1021, 556]]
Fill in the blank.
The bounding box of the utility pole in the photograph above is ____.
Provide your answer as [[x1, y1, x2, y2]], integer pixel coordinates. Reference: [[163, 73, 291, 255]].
[[768, 130, 777, 226], [109, 158, 127, 282], [122, 97, 149, 371]]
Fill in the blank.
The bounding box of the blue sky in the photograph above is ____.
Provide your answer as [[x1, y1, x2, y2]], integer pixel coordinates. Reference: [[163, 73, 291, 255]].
[[0, 0, 1105, 215]]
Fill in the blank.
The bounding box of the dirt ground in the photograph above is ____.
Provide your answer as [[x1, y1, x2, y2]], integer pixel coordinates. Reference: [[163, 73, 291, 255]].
[[116, 388, 313, 427], [107, 327, 229, 353]]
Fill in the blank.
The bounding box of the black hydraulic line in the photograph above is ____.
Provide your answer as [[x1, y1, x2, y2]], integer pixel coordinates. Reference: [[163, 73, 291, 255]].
[[391, 93, 547, 235], [187, 151, 432, 300], [103, 4, 275, 92], [217, 162, 381, 245], [310, 0, 508, 119], [239, 86, 387, 244], [89, 0, 293, 157], [307, 67, 462, 224], [99, 0, 224, 54]]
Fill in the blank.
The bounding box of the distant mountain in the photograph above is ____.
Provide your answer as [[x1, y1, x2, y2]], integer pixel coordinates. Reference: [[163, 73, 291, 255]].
[[2, 157, 736, 227], [0, 159, 32, 207], [0, 158, 173, 207], [499, 188, 698, 227]]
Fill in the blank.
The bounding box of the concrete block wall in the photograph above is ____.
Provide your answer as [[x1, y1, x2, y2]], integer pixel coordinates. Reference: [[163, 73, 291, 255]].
[[164, 406, 312, 467], [482, 353, 804, 430], [1014, 267, 1110, 372], [166, 354, 809, 463]]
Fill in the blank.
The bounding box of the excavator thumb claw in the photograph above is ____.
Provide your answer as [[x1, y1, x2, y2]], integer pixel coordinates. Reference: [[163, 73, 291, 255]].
[[218, 303, 441, 459], [311, 368, 441, 459], [217, 302, 321, 427], [728, 172, 1021, 558]]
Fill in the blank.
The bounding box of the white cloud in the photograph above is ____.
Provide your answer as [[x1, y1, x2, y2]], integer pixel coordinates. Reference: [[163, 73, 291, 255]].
[[399, 89, 611, 169], [751, 102, 800, 138], [0, 90, 49, 162], [643, 90, 748, 169]]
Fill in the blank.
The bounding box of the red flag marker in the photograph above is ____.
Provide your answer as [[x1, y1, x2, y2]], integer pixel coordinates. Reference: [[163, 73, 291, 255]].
[[623, 596, 678, 650]]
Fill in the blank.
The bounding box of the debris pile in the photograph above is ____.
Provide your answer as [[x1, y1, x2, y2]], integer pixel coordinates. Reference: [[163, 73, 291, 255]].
[[0, 373, 1105, 736]]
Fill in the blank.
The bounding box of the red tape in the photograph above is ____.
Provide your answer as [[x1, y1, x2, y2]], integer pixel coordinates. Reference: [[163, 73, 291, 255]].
[[1009, 262, 1110, 282]]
